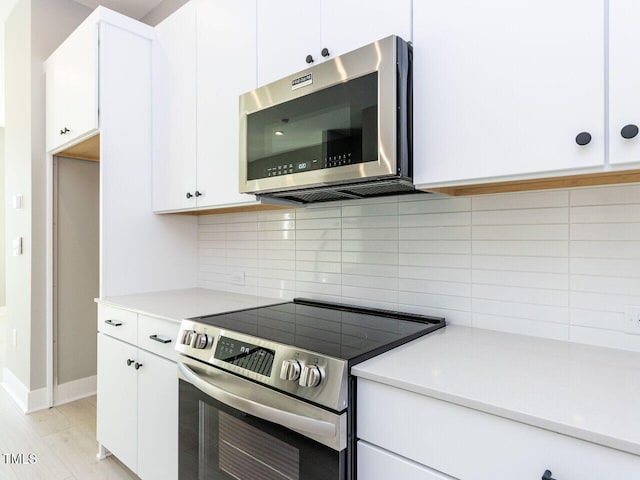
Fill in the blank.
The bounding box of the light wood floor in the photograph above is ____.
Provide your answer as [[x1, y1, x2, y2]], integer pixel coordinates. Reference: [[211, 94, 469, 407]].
[[0, 317, 139, 479]]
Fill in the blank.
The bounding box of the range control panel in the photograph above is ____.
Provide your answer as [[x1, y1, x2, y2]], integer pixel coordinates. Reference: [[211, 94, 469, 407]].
[[176, 320, 349, 411]]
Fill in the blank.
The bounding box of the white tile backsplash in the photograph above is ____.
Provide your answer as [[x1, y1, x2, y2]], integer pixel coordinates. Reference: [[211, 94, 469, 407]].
[[198, 184, 640, 352]]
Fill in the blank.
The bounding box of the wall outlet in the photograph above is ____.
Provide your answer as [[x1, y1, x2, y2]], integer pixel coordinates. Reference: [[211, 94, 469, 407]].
[[623, 306, 640, 335], [12, 328, 17, 347], [230, 271, 245, 286]]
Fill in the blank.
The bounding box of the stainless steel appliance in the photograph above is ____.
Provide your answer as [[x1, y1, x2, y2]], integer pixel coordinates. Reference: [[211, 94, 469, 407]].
[[239, 36, 414, 204], [176, 299, 445, 479]]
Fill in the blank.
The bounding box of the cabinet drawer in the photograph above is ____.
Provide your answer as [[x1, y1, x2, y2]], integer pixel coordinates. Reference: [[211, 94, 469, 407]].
[[137, 315, 179, 361], [357, 378, 640, 480], [358, 441, 454, 480], [98, 305, 137, 344]]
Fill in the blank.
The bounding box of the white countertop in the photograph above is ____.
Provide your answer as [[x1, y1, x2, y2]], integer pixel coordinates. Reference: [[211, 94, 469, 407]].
[[352, 325, 640, 456], [96, 288, 284, 322]]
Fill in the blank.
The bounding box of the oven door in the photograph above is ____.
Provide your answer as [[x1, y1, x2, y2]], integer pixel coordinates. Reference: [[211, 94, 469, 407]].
[[178, 358, 346, 480]]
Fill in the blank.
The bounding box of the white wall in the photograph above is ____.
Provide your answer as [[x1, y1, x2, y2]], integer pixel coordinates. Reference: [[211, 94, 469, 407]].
[[4, 0, 90, 392], [0, 128, 4, 306], [198, 183, 640, 353], [140, 0, 188, 26], [0, 0, 21, 127]]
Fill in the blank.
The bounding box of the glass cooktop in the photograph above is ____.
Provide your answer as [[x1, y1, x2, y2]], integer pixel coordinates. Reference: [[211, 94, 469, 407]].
[[190, 298, 445, 365]]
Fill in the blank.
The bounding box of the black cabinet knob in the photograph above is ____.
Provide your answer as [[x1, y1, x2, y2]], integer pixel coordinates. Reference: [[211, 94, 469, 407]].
[[305, 54, 314, 64], [621, 124, 639, 139], [186, 192, 193, 199], [542, 470, 556, 480], [195, 190, 202, 197], [321, 47, 330, 58], [134, 362, 143, 370], [126, 359, 134, 366], [60, 127, 70, 135], [575, 132, 592, 146]]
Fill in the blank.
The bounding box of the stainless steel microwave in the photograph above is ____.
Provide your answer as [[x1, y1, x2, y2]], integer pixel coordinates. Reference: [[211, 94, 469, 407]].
[[238, 35, 413, 204]]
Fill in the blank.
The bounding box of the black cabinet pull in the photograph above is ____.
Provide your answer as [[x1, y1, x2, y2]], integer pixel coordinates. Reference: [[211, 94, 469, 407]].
[[305, 54, 314, 64], [621, 124, 639, 139], [134, 362, 143, 370], [542, 469, 556, 480], [575, 132, 592, 146], [186, 192, 193, 199], [126, 359, 134, 366], [321, 47, 330, 58], [195, 190, 202, 197], [60, 127, 70, 135], [104, 319, 122, 327], [149, 334, 172, 344]]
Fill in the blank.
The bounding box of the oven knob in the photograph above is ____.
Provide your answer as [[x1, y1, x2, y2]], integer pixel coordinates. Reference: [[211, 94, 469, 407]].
[[193, 333, 212, 350], [299, 365, 322, 388], [280, 360, 301, 381], [181, 330, 195, 345]]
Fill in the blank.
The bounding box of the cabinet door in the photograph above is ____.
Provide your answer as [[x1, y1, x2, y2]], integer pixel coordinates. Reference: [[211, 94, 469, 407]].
[[152, 2, 198, 212], [413, 0, 604, 187], [358, 378, 640, 480], [257, 0, 321, 86], [137, 350, 178, 480], [609, 0, 640, 166], [358, 441, 453, 480], [196, 0, 259, 208], [321, 0, 411, 59], [45, 19, 98, 153], [96, 334, 138, 472]]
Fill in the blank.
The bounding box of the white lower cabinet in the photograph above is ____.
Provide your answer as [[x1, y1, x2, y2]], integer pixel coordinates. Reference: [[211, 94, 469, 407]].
[[96, 334, 138, 469], [357, 378, 640, 480], [358, 441, 454, 480], [97, 305, 179, 480], [137, 350, 178, 480]]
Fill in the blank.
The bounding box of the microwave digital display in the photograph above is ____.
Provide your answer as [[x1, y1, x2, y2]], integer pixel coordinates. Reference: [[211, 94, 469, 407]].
[[246, 72, 378, 181]]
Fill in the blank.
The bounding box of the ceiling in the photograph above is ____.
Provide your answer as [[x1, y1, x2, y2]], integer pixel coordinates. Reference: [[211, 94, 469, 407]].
[[70, 0, 166, 21], [0, 0, 167, 127]]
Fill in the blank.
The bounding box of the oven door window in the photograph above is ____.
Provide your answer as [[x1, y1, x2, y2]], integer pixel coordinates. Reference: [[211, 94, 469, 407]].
[[179, 380, 344, 480], [246, 72, 378, 181]]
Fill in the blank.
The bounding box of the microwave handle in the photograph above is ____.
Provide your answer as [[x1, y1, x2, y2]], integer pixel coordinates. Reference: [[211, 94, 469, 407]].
[[178, 362, 336, 438]]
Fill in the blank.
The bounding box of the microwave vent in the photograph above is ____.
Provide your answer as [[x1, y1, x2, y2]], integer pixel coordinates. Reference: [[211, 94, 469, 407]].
[[258, 178, 424, 205]]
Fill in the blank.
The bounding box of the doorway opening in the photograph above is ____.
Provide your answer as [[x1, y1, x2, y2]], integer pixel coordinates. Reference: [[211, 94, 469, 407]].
[[50, 134, 100, 405]]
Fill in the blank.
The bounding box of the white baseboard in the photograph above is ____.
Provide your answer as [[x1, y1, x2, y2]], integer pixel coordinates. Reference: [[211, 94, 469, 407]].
[[1, 367, 49, 413], [54, 375, 96, 406]]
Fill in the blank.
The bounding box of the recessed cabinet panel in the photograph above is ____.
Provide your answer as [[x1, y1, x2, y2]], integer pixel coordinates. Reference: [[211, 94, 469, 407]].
[[152, 2, 197, 212], [97, 334, 138, 472], [413, 0, 604, 187], [45, 19, 98, 153], [257, 0, 321, 86], [321, 0, 411, 59], [196, 0, 259, 208], [137, 350, 178, 480], [609, 0, 640, 166]]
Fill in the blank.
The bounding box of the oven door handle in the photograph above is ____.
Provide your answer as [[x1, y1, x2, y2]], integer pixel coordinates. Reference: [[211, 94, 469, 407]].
[[178, 363, 336, 438]]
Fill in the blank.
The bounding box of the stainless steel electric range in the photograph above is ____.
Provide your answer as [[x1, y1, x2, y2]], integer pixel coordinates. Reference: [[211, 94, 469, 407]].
[[175, 298, 445, 480]]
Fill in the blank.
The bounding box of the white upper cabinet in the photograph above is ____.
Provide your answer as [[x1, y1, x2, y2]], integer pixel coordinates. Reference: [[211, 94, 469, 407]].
[[196, 0, 258, 207], [257, 0, 321, 86], [152, 0, 258, 212], [257, 0, 411, 87], [152, 1, 198, 212], [320, 0, 411, 59], [413, 0, 605, 187], [609, 0, 640, 166], [45, 18, 99, 153]]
